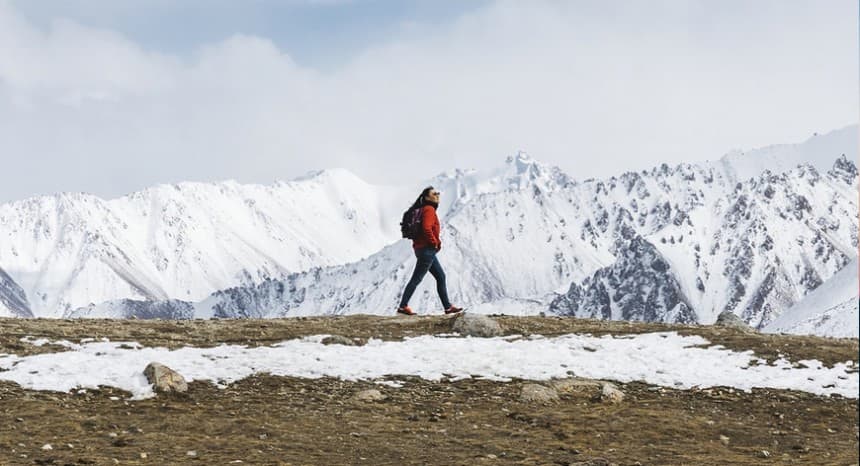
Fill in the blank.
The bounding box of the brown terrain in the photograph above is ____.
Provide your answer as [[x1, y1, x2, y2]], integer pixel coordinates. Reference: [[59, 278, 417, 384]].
[[0, 315, 857, 465]]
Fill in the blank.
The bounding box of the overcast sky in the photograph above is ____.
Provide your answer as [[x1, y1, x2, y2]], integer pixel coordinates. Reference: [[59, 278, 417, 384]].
[[0, 0, 857, 202]]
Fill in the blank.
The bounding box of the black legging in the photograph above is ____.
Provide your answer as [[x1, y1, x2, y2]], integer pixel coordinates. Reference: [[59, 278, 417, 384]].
[[399, 247, 451, 309]]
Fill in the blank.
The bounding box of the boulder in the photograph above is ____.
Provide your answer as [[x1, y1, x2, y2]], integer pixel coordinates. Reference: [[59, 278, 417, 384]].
[[143, 362, 188, 393], [450, 313, 503, 338], [714, 311, 755, 332], [520, 383, 559, 403], [599, 383, 625, 404], [353, 389, 387, 402], [549, 378, 624, 404], [321, 335, 357, 346], [550, 377, 603, 395]]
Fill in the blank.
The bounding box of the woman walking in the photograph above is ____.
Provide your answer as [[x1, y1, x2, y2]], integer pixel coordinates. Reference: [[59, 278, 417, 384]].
[[397, 187, 463, 316]]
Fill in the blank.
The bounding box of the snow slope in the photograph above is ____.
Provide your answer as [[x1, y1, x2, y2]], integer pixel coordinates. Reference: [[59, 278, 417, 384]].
[[718, 125, 858, 183], [764, 258, 858, 338]]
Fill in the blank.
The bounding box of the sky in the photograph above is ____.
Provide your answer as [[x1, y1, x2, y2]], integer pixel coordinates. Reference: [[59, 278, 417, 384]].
[[0, 0, 857, 202]]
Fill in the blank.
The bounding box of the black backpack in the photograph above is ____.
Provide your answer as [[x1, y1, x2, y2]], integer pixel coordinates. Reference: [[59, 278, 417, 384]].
[[400, 206, 424, 239]]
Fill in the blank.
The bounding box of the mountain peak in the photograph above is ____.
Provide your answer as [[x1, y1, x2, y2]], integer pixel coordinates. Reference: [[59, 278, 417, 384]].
[[506, 150, 544, 176], [293, 168, 358, 182], [828, 153, 858, 182]]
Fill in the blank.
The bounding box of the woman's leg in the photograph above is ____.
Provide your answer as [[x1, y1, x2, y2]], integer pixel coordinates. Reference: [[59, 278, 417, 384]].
[[428, 255, 451, 309], [399, 248, 435, 307]]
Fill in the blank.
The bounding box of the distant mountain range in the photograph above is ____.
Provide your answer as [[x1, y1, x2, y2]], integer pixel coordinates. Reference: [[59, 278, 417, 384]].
[[1, 126, 857, 337]]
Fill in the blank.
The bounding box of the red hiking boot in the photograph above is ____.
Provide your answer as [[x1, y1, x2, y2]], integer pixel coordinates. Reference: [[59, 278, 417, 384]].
[[397, 306, 416, 316], [444, 305, 463, 315]]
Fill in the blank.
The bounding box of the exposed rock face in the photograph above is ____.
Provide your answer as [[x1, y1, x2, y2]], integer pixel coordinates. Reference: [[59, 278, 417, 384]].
[[144, 362, 188, 394], [67, 299, 193, 319], [550, 233, 696, 324], [450, 313, 503, 338], [828, 154, 858, 184], [0, 267, 32, 318]]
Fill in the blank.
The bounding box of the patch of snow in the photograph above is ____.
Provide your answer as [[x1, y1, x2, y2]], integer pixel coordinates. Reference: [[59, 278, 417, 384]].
[[0, 332, 855, 400]]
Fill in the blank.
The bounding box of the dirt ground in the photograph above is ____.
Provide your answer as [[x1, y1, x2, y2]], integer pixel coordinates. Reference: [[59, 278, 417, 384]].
[[0, 315, 857, 465]]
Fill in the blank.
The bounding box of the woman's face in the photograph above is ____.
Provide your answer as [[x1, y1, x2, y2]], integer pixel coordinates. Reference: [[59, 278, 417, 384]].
[[425, 190, 441, 203]]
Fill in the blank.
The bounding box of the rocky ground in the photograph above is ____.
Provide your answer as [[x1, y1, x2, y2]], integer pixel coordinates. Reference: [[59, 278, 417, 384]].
[[0, 315, 857, 465]]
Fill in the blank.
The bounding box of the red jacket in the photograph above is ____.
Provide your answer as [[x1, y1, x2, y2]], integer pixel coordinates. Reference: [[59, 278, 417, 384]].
[[413, 205, 441, 250]]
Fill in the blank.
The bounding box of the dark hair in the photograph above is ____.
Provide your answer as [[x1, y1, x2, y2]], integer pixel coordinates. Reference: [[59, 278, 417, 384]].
[[408, 186, 435, 210]]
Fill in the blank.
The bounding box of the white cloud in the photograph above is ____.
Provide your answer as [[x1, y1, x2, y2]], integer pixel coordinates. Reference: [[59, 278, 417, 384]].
[[0, 0, 856, 201]]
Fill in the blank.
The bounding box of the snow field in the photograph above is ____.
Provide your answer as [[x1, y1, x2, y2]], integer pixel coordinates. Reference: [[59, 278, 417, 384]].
[[0, 332, 855, 400]]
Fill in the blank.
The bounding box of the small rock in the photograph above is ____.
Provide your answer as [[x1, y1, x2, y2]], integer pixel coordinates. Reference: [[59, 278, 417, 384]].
[[719, 435, 730, 445], [186, 450, 198, 457], [140, 453, 148, 459], [40, 444, 52, 451], [144, 362, 188, 393], [758, 450, 771, 458], [450, 313, 503, 337], [550, 377, 603, 395], [320, 335, 356, 346], [353, 389, 387, 402], [112, 438, 131, 447], [714, 311, 755, 332], [520, 383, 559, 403], [600, 383, 624, 404]]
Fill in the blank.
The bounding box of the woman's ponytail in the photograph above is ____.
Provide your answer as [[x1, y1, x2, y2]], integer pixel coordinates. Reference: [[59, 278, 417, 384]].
[[409, 186, 435, 210]]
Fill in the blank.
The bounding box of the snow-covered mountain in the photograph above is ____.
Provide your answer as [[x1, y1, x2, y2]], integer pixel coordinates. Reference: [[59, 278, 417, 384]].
[[190, 150, 855, 330], [6, 126, 859, 336], [763, 258, 858, 338], [0, 170, 408, 317], [551, 153, 858, 328]]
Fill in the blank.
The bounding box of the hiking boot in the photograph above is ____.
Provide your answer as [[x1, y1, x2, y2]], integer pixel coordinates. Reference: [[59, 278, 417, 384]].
[[444, 305, 463, 315], [397, 306, 416, 316]]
